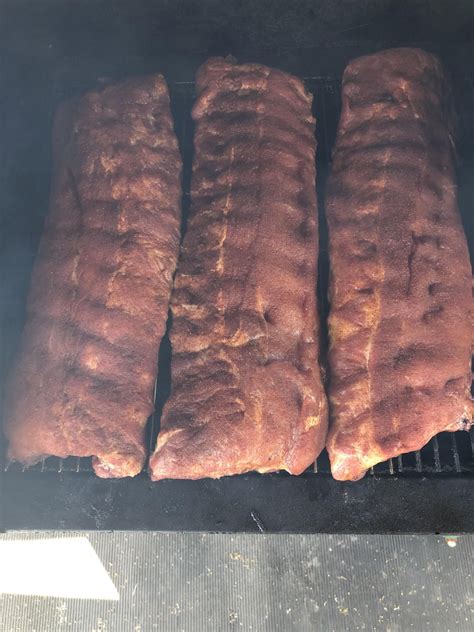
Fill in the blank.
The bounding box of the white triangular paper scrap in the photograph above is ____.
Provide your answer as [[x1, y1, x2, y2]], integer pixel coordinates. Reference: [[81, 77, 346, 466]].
[[0, 537, 119, 600]]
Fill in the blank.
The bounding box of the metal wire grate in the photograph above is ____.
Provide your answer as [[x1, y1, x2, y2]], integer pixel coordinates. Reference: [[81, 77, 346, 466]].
[[4, 430, 474, 476], [3, 77, 474, 478]]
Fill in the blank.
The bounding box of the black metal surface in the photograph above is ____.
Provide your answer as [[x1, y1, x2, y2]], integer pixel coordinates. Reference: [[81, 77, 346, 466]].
[[1, 1, 474, 532], [4, 470, 474, 533]]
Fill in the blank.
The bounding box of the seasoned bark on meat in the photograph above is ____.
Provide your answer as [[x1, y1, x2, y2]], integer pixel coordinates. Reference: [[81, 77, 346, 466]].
[[150, 57, 328, 480], [4, 75, 182, 477], [326, 48, 472, 481]]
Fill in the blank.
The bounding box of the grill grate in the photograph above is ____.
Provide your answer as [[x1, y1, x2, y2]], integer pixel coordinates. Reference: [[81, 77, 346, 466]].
[[4, 430, 474, 476], [3, 77, 474, 479]]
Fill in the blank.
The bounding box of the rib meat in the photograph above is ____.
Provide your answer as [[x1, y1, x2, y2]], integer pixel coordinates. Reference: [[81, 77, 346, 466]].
[[4, 75, 182, 477], [325, 48, 472, 481], [150, 58, 328, 480]]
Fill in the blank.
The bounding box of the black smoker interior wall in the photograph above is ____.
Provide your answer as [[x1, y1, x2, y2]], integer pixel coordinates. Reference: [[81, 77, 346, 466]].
[[1, 0, 473, 392]]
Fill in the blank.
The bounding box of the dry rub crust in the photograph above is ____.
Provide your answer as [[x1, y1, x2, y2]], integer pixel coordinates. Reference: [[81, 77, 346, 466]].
[[4, 75, 182, 477], [150, 57, 328, 480], [325, 48, 473, 481]]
